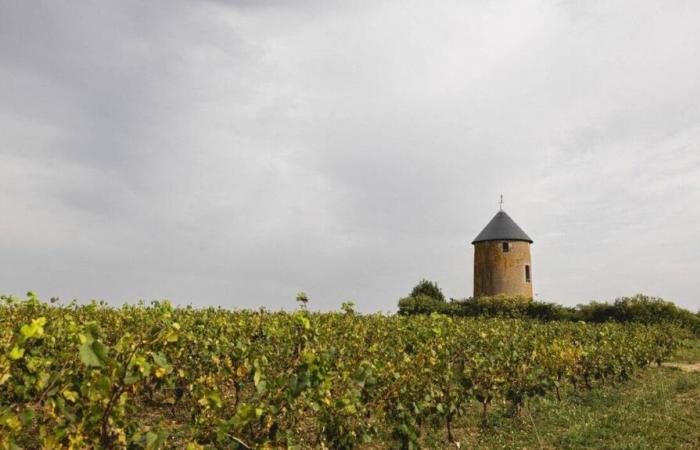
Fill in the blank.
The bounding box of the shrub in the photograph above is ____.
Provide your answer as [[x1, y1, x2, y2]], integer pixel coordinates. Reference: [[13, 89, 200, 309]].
[[455, 295, 530, 318], [398, 295, 454, 316], [577, 294, 700, 334], [409, 279, 445, 302], [398, 292, 700, 335]]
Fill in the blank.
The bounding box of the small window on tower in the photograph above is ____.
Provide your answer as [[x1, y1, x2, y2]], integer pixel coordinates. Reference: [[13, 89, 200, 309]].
[[502, 242, 510, 252], [525, 265, 531, 283]]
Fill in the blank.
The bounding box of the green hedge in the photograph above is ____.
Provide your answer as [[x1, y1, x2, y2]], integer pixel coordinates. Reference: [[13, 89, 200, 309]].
[[398, 294, 700, 335]]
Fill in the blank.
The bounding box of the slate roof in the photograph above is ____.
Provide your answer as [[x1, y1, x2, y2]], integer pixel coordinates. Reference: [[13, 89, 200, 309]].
[[472, 210, 533, 244]]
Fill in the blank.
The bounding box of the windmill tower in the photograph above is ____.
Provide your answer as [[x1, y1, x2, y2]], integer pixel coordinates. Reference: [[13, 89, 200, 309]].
[[472, 197, 533, 298]]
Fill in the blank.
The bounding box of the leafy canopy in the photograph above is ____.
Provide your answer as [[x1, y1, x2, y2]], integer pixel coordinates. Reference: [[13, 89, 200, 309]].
[[410, 279, 445, 302]]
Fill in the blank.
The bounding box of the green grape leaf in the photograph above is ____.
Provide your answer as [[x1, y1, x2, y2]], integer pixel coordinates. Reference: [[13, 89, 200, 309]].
[[79, 341, 108, 367]]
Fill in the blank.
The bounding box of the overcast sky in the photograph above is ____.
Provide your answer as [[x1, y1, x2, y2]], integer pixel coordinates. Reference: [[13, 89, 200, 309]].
[[1, 0, 699, 312]]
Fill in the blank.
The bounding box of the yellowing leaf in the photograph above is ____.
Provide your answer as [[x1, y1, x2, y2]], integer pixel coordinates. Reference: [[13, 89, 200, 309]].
[[9, 346, 24, 360], [4, 415, 21, 431], [62, 389, 79, 402], [20, 317, 47, 339]]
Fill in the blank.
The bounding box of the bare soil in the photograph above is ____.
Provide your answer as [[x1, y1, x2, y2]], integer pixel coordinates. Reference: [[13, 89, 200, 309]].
[[662, 362, 700, 372]]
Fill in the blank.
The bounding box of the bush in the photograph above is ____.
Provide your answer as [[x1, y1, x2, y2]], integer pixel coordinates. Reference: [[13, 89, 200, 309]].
[[398, 295, 454, 316], [455, 295, 531, 318], [409, 279, 445, 302], [398, 292, 700, 335], [449, 295, 577, 321], [577, 295, 700, 334], [398, 280, 450, 316]]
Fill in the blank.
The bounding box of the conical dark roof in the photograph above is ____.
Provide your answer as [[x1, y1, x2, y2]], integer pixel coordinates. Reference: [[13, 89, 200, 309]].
[[472, 210, 533, 244]]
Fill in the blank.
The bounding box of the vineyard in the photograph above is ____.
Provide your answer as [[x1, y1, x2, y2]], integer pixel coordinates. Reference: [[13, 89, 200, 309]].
[[0, 294, 689, 449]]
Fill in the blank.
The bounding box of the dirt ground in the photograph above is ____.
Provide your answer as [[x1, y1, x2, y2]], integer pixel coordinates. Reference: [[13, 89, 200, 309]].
[[662, 362, 700, 372]]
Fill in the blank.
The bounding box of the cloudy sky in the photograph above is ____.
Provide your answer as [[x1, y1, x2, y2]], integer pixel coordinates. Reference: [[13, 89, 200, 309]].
[[1, 1, 699, 312]]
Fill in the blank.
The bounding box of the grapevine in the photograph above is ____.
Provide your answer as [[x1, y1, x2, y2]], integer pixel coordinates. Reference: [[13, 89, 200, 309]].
[[0, 294, 687, 449]]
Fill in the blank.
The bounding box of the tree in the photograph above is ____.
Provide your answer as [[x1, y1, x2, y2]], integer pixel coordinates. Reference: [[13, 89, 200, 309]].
[[410, 279, 445, 302], [296, 292, 309, 309]]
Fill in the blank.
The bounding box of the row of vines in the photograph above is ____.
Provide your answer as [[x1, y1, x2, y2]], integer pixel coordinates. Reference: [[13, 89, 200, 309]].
[[0, 294, 686, 449]]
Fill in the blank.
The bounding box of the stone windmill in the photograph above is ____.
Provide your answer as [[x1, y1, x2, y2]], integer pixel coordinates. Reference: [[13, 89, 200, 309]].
[[472, 198, 533, 298]]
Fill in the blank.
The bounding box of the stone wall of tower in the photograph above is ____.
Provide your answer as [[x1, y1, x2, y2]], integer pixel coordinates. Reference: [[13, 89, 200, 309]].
[[473, 240, 533, 298]]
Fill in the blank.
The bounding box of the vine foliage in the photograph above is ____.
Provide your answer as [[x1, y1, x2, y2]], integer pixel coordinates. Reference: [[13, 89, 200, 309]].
[[0, 293, 686, 449]]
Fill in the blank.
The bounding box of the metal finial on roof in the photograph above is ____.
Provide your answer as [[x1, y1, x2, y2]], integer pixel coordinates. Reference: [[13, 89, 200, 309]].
[[499, 194, 503, 211]]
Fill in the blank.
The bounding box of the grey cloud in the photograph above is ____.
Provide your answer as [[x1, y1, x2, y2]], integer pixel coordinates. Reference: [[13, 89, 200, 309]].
[[1, 0, 699, 312]]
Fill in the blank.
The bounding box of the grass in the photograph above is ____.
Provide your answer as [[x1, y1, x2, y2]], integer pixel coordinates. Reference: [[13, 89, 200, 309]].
[[418, 340, 700, 450]]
